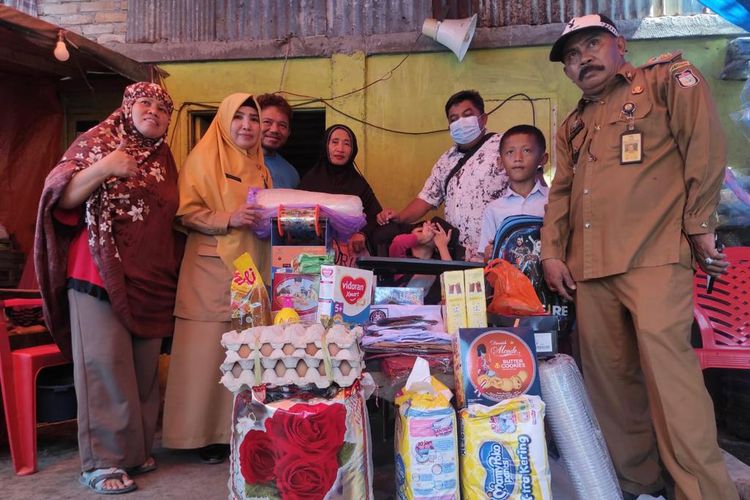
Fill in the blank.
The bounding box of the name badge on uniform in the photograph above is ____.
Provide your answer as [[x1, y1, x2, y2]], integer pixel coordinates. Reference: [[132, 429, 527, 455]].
[[620, 102, 642, 164], [621, 131, 642, 164]]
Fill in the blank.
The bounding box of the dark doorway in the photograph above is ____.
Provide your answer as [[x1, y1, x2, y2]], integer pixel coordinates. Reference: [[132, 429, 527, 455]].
[[278, 108, 326, 179]]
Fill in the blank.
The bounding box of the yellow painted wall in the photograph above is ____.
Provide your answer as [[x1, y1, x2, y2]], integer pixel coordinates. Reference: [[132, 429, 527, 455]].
[[161, 36, 744, 213]]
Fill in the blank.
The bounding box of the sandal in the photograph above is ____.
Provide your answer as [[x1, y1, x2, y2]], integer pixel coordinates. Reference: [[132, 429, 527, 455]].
[[80, 468, 137, 495], [126, 456, 157, 476]]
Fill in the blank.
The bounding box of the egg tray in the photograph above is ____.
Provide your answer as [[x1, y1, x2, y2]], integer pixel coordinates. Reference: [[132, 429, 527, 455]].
[[220, 323, 364, 392]]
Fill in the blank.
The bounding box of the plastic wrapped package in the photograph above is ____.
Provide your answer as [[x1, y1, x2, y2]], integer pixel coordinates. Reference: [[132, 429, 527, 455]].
[[231, 253, 272, 331], [394, 358, 459, 500], [459, 396, 551, 500], [252, 189, 366, 241], [229, 382, 373, 499], [538, 355, 622, 500]]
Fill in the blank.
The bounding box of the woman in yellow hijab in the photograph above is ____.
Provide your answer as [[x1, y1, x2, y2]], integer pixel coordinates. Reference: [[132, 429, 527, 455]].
[[162, 93, 271, 463]]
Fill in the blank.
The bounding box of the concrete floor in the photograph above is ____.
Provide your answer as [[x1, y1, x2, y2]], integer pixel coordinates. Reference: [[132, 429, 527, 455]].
[[1, 419, 581, 500], [3, 419, 750, 499], [2, 366, 750, 499]]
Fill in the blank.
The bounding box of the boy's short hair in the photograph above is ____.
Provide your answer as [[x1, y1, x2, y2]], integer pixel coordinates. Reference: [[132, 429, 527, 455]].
[[444, 90, 484, 117], [257, 93, 293, 121], [500, 124, 546, 153]]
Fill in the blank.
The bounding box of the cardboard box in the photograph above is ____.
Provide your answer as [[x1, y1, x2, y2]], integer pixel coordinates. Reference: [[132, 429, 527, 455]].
[[453, 327, 540, 408], [463, 267, 487, 328], [488, 314, 559, 358], [271, 272, 320, 322], [317, 265, 374, 325], [441, 270, 467, 335]]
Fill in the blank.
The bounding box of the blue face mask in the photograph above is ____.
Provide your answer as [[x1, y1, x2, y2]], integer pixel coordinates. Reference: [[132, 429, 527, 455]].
[[449, 115, 483, 145]]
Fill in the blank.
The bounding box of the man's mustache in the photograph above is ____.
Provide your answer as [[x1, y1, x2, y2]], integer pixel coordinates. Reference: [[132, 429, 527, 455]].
[[579, 65, 605, 81]]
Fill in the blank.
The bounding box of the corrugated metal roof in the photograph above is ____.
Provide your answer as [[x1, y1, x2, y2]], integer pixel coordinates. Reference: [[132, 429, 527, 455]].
[[472, 0, 707, 27], [127, 0, 707, 44]]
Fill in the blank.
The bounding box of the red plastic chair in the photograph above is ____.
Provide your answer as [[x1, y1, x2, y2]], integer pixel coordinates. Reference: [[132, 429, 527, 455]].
[[693, 246, 750, 370], [0, 295, 68, 475]]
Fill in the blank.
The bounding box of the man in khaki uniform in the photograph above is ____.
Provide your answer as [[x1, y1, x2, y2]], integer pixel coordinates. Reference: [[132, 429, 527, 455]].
[[541, 14, 737, 500]]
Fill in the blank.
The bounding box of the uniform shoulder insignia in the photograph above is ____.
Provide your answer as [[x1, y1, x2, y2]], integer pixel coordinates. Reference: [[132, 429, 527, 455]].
[[673, 67, 700, 88], [641, 50, 683, 68]]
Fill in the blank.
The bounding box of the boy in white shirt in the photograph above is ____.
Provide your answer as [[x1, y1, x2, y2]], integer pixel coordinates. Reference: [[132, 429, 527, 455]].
[[479, 125, 549, 260]]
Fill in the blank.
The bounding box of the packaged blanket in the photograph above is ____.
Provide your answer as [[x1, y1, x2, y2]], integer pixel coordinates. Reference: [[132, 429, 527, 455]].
[[229, 382, 373, 499], [459, 396, 551, 500]]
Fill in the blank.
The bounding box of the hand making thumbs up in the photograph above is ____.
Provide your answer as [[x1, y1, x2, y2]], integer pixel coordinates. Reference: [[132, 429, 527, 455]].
[[102, 138, 139, 179]]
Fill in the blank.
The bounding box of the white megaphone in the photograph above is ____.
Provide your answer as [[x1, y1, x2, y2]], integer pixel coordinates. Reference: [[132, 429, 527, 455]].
[[422, 14, 477, 61]]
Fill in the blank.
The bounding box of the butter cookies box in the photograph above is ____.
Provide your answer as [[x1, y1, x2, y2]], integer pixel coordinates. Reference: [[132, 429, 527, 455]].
[[317, 265, 374, 325], [453, 328, 540, 408]]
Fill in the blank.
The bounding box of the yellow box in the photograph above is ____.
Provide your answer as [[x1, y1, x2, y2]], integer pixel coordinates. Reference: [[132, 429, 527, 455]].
[[464, 267, 487, 328], [441, 270, 467, 335]]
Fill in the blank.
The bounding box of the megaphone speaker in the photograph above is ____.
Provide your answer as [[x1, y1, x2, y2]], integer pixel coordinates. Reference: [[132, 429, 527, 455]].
[[422, 14, 477, 62]]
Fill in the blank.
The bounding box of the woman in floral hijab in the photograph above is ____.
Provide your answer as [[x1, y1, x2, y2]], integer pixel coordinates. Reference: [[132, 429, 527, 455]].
[[35, 82, 183, 494]]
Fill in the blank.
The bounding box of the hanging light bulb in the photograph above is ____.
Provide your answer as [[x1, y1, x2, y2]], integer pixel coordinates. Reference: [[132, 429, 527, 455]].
[[53, 30, 70, 62]]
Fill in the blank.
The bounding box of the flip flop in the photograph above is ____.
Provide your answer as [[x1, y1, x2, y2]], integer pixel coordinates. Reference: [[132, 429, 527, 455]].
[[126, 456, 157, 476], [80, 468, 137, 495]]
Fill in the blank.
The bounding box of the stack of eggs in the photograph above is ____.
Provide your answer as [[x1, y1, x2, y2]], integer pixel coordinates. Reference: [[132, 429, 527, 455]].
[[220, 323, 364, 392]]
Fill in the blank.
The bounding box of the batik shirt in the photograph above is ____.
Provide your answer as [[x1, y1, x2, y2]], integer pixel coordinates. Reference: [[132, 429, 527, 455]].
[[418, 133, 508, 257]]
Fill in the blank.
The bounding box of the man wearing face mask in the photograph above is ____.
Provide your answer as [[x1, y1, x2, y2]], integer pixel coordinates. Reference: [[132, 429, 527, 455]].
[[377, 90, 507, 259]]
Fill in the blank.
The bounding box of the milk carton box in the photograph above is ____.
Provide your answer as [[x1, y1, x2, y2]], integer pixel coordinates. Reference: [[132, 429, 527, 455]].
[[463, 267, 487, 328], [441, 270, 467, 335], [317, 265, 374, 325]]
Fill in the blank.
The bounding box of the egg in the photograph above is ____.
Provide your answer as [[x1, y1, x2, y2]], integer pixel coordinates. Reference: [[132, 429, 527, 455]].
[[231, 362, 243, 378], [260, 343, 273, 356], [275, 360, 286, 377], [282, 343, 296, 355], [318, 364, 326, 376], [338, 360, 351, 376], [296, 360, 308, 377], [328, 343, 341, 356], [305, 342, 318, 356], [238, 344, 252, 358]]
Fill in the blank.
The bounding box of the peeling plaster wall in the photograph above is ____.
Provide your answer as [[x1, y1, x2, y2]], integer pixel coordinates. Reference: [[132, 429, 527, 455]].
[[160, 37, 744, 213]]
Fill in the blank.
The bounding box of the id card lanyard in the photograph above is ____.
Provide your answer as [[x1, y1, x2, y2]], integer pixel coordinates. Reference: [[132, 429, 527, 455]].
[[620, 101, 642, 164]]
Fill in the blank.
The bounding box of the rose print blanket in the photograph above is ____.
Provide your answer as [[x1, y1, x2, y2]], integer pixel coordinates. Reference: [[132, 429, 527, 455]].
[[229, 383, 373, 499]]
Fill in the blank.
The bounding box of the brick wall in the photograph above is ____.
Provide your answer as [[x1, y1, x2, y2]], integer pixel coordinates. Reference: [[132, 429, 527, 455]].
[[37, 0, 128, 44]]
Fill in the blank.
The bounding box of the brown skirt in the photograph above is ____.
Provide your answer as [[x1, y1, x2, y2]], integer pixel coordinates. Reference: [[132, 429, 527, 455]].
[[161, 318, 233, 448]]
